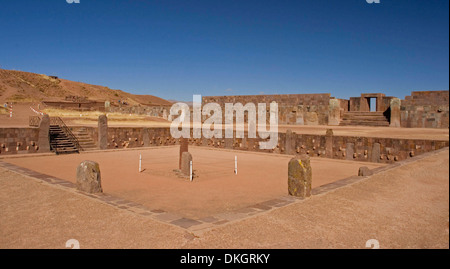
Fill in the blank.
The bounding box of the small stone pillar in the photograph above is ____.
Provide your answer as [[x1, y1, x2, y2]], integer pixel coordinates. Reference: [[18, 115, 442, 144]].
[[346, 143, 355, 160], [288, 154, 312, 198], [180, 151, 193, 177], [371, 143, 381, 163], [358, 166, 373, 177], [390, 98, 401, 127], [98, 115, 108, 150], [328, 99, 340, 126], [38, 114, 50, 152], [285, 129, 295, 155], [76, 160, 103, 193], [325, 129, 333, 158], [143, 128, 150, 147], [242, 134, 248, 149], [179, 137, 189, 169]]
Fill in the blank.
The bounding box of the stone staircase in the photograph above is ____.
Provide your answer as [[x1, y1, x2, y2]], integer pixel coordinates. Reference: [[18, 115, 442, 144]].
[[71, 127, 97, 151], [339, 111, 389, 127], [49, 125, 80, 154]]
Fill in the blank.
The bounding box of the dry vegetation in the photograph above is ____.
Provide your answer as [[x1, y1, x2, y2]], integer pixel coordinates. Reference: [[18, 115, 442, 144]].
[[42, 108, 171, 127]]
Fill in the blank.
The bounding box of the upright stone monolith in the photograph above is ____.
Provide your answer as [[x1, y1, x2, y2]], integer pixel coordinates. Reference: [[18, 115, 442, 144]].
[[285, 129, 295, 155], [76, 160, 103, 193], [325, 129, 334, 158], [390, 98, 401, 127], [371, 142, 381, 163], [288, 154, 312, 198], [179, 137, 189, 169], [38, 114, 50, 152], [143, 128, 150, 147], [328, 99, 341, 126], [180, 151, 193, 177], [98, 115, 108, 150], [346, 143, 355, 160]]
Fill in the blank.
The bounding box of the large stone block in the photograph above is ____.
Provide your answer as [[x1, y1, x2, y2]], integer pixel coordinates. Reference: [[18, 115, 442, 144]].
[[76, 160, 103, 193], [288, 154, 312, 198]]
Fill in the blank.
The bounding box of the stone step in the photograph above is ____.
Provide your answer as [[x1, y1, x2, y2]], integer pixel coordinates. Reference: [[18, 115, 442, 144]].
[[340, 121, 389, 126], [342, 116, 388, 121], [344, 111, 385, 116]]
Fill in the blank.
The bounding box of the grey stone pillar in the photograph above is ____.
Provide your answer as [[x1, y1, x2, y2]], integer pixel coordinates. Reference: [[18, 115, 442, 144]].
[[390, 98, 401, 127], [180, 152, 193, 177], [346, 143, 354, 160], [288, 154, 312, 198], [371, 142, 381, 163], [98, 115, 108, 150], [76, 160, 103, 193], [325, 129, 333, 158], [328, 99, 340, 126], [38, 114, 50, 152]]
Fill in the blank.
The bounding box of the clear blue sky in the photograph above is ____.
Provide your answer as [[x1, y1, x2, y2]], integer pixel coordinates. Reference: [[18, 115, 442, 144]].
[[1, 0, 448, 101]]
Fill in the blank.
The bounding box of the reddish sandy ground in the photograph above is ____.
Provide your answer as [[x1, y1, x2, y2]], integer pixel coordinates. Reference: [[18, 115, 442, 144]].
[[0, 148, 447, 249], [2, 147, 385, 219]]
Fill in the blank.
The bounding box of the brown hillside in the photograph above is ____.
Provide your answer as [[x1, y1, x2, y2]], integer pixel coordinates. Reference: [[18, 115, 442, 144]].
[[0, 69, 172, 106]]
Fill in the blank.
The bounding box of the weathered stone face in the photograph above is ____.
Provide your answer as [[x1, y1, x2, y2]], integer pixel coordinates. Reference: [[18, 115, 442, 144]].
[[98, 115, 108, 150], [181, 151, 193, 177], [358, 166, 373, 177], [288, 155, 312, 198], [76, 160, 102, 193]]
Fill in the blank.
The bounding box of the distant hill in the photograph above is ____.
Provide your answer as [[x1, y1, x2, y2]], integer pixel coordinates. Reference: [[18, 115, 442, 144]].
[[0, 69, 172, 106]]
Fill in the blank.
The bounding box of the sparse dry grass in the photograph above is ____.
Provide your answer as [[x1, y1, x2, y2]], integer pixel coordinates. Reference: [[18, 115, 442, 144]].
[[42, 108, 171, 127]]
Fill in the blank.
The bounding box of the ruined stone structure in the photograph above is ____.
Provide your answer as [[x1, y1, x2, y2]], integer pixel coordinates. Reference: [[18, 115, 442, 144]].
[[108, 105, 171, 120], [202, 90, 449, 128], [400, 91, 449, 128], [202, 94, 332, 125]]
